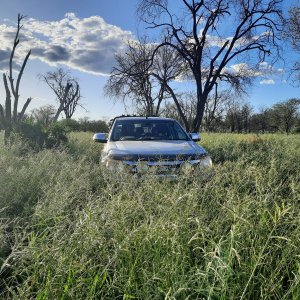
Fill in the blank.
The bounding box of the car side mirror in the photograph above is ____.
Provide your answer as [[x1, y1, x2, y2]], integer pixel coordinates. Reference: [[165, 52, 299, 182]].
[[93, 133, 107, 143], [189, 132, 201, 142]]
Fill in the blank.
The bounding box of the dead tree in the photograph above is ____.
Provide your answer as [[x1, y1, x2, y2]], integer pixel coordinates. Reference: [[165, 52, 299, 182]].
[[40, 68, 82, 121], [31, 105, 56, 126], [285, 6, 300, 85], [203, 84, 231, 132], [0, 14, 32, 143], [150, 45, 191, 129], [105, 39, 163, 116], [105, 38, 186, 121], [138, 0, 283, 131]]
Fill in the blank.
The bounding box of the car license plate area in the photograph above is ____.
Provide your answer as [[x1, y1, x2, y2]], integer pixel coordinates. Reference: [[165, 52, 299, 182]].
[[135, 162, 180, 174]]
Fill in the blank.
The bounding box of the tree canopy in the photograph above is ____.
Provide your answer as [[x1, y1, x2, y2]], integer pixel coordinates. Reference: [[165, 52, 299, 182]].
[[136, 0, 283, 130]]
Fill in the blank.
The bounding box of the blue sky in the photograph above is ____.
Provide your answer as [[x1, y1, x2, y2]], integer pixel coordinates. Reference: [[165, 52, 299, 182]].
[[0, 0, 299, 121]]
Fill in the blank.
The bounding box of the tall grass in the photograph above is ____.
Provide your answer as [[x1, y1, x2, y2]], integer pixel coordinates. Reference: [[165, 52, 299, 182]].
[[0, 133, 299, 299]]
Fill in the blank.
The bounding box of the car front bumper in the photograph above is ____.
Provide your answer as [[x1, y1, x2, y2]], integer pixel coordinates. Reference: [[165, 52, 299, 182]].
[[103, 155, 212, 175]]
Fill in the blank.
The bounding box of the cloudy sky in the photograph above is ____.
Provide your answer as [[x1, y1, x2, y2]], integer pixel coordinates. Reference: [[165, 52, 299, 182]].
[[0, 0, 299, 120]]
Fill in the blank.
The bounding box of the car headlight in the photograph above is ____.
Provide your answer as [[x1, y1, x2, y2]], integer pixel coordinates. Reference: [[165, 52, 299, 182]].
[[105, 159, 125, 172], [181, 161, 194, 175], [199, 155, 212, 169]]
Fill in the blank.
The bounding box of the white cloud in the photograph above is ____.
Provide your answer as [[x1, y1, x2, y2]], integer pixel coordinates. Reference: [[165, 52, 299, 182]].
[[201, 30, 273, 50], [227, 63, 262, 77], [230, 63, 252, 73], [0, 13, 134, 75], [259, 61, 269, 68], [260, 79, 275, 85], [227, 62, 284, 78]]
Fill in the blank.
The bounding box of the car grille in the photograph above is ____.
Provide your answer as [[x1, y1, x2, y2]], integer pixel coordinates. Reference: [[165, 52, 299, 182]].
[[109, 153, 205, 162], [125, 160, 189, 175]]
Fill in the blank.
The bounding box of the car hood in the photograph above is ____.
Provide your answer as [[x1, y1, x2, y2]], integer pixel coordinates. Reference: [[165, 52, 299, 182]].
[[103, 140, 207, 161]]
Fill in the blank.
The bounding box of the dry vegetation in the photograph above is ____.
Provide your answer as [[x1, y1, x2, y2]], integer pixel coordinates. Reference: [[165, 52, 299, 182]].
[[0, 132, 300, 299]]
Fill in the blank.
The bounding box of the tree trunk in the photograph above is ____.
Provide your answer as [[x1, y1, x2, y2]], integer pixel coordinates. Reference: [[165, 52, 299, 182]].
[[53, 83, 72, 122], [165, 84, 190, 131], [155, 86, 164, 116], [192, 88, 207, 132]]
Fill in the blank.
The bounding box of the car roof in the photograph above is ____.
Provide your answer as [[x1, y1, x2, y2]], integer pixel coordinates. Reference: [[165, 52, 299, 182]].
[[114, 116, 175, 122]]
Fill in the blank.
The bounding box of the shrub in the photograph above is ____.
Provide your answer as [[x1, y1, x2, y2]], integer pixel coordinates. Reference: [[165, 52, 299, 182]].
[[10, 121, 68, 150], [79, 119, 109, 132], [45, 122, 68, 148], [57, 119, 81, 132], [11, 122, 47, 150]]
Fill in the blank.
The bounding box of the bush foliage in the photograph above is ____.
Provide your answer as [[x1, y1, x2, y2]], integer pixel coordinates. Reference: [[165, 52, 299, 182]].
[[0, 133, 300, 299], [11, 121, 68, 150], [9, 118, 109, 151]]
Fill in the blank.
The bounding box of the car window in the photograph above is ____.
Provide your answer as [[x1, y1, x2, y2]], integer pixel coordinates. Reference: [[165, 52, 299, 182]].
[[111, 119, 189, 141], [173, 122, 188, 140]]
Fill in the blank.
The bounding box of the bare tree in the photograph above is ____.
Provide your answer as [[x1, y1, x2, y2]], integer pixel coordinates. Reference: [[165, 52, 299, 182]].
[[40, 68, 82, 121], [225, 98, 243, 132], [105, 37, 192, 129], [0, 14, 32, 142], [285, 6, 300, 84], [163, 88, 231, 131], [106, 38, 184, 117], [150, 44, 192, 129], [162, 92, 197, 129], [203, 85, 231, 132], [138, 0, 283, 131], [105, 39, 159, 116], [31, 105, 56, 126]]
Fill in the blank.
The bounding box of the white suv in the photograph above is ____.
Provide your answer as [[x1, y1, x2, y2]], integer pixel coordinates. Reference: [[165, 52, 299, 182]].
[[93, 116, 212, 176]]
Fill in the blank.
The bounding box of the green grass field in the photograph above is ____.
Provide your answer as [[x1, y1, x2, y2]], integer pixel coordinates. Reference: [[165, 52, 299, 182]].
[[1, 132, 300, 299]]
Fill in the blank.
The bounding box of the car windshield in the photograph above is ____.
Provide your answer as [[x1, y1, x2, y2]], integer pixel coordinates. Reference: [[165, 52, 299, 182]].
[[111, 119, 189, 141]]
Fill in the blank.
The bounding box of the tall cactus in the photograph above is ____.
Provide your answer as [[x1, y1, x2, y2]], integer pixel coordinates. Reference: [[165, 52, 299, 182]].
[[0, 14, 32, 144]]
